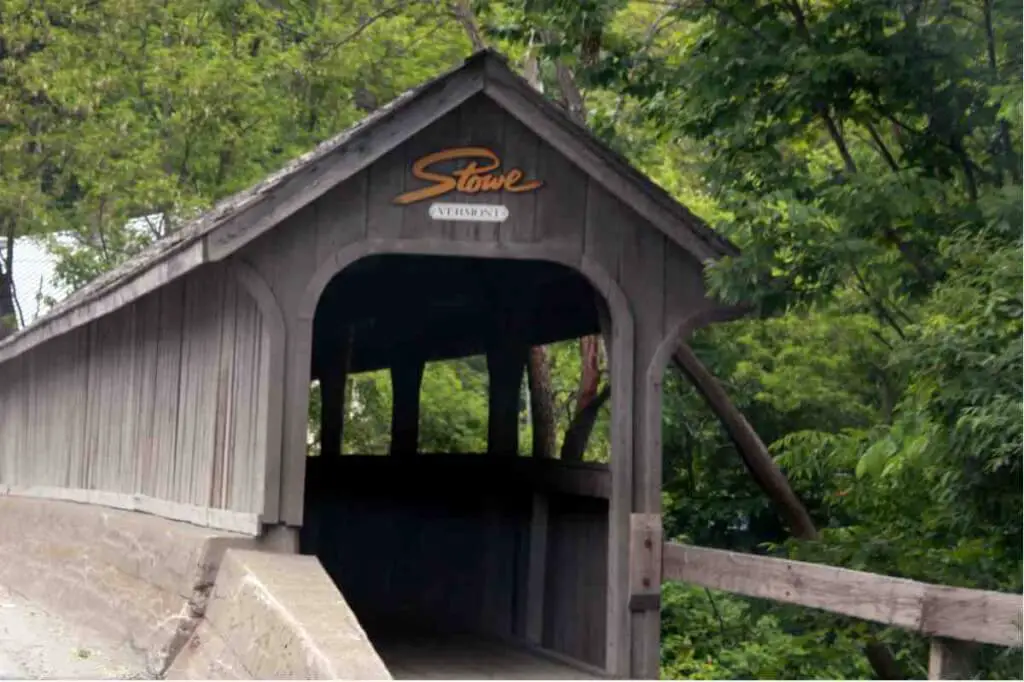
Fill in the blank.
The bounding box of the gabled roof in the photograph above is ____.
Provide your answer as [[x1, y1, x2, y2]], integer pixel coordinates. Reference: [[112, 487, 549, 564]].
[[0, 49, 737, 364]]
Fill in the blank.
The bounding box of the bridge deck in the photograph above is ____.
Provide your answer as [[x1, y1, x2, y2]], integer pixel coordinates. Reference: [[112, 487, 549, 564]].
[[368, 629, 597, 680]]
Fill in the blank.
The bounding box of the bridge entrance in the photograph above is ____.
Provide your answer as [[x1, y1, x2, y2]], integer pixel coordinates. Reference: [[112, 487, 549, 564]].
[[300, 254, 613, 678]]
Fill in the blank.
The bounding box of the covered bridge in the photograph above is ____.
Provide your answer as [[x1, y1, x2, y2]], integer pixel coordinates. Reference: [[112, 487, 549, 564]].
[[0, 50, 744, 679]]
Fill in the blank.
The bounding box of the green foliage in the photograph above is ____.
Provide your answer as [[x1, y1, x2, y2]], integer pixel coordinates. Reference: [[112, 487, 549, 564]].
[[418, 357, 490, 453], [10, 0, 1021, 677]]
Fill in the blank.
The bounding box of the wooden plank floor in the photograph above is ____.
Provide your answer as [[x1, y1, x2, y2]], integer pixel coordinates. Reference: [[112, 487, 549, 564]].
[[368, 630, 596, 680]]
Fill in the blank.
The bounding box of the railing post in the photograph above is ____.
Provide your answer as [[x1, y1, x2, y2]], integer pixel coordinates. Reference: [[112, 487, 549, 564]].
[[928, 637, 977, 680]]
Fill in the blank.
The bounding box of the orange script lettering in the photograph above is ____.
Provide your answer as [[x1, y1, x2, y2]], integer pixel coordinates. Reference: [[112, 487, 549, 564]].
[[393, 147, 543, 205]]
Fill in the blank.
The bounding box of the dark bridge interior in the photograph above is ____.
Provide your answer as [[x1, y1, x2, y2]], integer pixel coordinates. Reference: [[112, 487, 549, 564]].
[[301, 254, 611, 679], [310, 254, 602, 379]]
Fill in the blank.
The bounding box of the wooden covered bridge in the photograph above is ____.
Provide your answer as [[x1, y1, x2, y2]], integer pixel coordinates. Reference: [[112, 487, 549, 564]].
[[0, 50, 1019, 680]]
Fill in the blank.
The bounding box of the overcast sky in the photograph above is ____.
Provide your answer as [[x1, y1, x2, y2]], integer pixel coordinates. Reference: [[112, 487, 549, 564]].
[[8, 238, 66, 325]]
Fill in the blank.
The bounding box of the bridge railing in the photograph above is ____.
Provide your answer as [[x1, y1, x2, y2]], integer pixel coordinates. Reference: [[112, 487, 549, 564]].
[[662, 542, 1023, 680]]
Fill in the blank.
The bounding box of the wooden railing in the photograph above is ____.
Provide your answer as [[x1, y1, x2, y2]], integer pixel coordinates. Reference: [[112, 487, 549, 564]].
[[662, 542, 1023, 680]]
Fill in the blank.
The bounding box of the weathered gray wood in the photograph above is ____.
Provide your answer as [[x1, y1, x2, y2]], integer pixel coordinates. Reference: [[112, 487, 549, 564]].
[[390, 358, 425, 455], [320, 361, 347, 459], [229, 259, 284, 519], [399, 107, 462, 241], [367, 145, 409, 241], [928, 638, 978, 680], [534, 141, 587, 257], [0, 484, 261, 535], [499, 113, 541, 244], [314, 170, 369, 265], [627, 514, 662, 614], [525, 492, 549, 644], [452, 96, 506, 243], [205, 67, 485, 260], [663, 542, 1024, 647], [543, 495, 609, 670], [482, 61, 724, 264], [614, 195, 667, 680], [487, 344, 526, 456], [920, 584, 1024, 648], [0, 241, 205, 364]]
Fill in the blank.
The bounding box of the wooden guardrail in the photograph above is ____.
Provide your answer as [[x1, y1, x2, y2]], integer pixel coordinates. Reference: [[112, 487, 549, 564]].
[[662, 542, 1023, 679]]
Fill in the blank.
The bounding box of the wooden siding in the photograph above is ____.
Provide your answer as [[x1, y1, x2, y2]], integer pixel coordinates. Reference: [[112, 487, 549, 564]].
[[303, 455, 611, 670], [0, 264, 269, 529], [236, 93, 718, 677], [237, 93, 715, 525]]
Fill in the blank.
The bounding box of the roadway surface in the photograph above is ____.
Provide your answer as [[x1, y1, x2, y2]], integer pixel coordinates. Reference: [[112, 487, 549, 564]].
[[0, 585, 148, 680]]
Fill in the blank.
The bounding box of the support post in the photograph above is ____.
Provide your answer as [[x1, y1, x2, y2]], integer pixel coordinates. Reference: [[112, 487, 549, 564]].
[[486, 344, 527, 456], [260, 524, 300, 553], [319, 329, 353, 458], [320, 371, 346, 458], [928, 638, 977, 680], [390, 358, 424, 456]]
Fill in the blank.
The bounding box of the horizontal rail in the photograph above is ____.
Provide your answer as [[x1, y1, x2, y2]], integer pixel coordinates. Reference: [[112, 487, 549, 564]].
[[663, 542, 1023, 648], [0, 484, 262, 535], [305, 452, 612, 499]]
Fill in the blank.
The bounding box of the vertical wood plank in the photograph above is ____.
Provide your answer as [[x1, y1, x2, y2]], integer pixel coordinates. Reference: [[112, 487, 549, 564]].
[[152, 281, 185, 501], [486, 344, 526, 456], [534, 141, 588, 258], [452, 96, 505, 242], [928, 638, 977, 680], [390, 359, 425, 456], [133, 293, 161, 496], [315, 169, 368, 266], [400, 108, 461, 241], [366, 145, 407, 240], [618, 211, 667, 679], [525, 492, 549, 644], [499, 112, 541, 244], [663, 241, 713, 338], [212, 275, 238, 508]]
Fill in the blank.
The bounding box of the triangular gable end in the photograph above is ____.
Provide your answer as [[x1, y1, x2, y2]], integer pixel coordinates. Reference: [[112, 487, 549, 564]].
[[205, 50, 735, 264], [0, 49, 736, 364]]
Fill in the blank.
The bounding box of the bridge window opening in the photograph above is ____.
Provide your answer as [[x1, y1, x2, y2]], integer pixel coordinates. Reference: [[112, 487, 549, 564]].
[[301, 253, 614, 678], [417, 356, 489, 453]]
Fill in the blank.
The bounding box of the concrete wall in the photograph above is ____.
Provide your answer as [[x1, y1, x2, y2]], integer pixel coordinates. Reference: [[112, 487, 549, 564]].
[[168, 550, 390, 680], [0, 497, 389, 680]]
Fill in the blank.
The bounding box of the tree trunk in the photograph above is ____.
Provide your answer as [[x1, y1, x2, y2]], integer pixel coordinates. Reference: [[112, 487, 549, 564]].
[[577, 335, 601, 412], [673, 341, 906, 679], [0, 221, 17, 340], [527, 347, 557, 458], [672, 343, 819, 539], [561, 385, 610, 462]]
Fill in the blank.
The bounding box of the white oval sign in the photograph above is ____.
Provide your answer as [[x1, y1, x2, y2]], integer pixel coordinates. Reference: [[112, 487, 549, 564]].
[[428, 202, 509, 223]]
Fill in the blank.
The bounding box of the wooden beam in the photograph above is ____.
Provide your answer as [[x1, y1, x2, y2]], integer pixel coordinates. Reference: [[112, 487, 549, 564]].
[[663, 542, 1024, 648], [304, 452, 611, 500], [487, 344, 527, 456], [389, 359, 425, 456], [928, 638, 978, 680], [628, 514, 662, 614], [0, 484, 261, 535], [319, 329, 353, 458]]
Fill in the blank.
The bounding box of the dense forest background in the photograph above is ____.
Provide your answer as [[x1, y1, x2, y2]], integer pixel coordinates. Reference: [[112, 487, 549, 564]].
[[1, 0, 1021, 678]]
